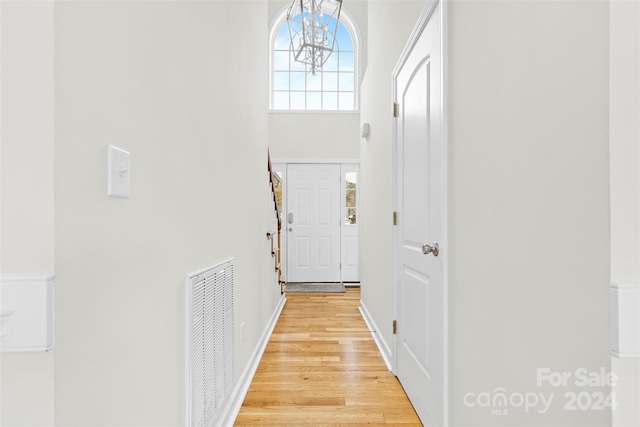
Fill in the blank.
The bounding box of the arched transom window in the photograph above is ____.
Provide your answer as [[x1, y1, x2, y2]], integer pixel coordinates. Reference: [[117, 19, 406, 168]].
[[270, 9, 358, 111]]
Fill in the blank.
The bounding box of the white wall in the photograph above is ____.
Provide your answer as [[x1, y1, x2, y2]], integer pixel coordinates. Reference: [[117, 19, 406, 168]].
[[359, 0, 426, 361], [53, 1, 278, 425], [269, 113, 360, 160], [610, 1, 640, 425], [612, 357, 640, 427], [0, 1, 55, 425], [611, 0, 640, 285], [0, 1, 54, 274], [447, 1, 610, 424], [361, 1, 611, 425]]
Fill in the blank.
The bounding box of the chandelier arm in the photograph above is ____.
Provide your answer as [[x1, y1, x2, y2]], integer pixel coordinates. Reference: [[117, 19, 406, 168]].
[[286, 0, 343, 75]]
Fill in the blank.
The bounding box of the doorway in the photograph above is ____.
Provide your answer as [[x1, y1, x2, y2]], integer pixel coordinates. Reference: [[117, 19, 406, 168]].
[[286, 163, 341, 282], [272, 162, 360, 283], [392, 1, 446, 425]]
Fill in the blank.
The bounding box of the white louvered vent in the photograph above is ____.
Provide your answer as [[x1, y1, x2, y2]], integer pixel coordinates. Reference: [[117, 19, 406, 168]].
[[186, 260, 234, 427]]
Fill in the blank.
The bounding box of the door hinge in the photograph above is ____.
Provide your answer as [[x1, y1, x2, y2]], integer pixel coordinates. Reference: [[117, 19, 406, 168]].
[[393, 320, 397, 335], [393, 102, 399, 118], [393, 211, 398, 226]]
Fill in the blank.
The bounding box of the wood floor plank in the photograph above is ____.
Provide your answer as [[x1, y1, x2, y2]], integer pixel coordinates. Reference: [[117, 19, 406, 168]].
[[234, 288, 422, 426]]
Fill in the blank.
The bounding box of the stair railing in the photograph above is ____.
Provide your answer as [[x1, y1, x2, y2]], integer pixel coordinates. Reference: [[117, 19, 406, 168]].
[[266, 150, 284, 290]]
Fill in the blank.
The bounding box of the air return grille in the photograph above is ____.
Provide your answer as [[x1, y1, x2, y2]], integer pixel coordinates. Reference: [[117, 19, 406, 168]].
[[186, 260, 234, 427]]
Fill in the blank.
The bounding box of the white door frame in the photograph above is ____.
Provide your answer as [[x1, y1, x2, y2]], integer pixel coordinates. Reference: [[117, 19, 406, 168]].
[[391, 0, 448, 424], [273, 159, 360, 284]]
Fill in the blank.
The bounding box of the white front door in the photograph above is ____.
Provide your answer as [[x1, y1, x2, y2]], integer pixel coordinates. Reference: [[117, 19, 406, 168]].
[[393, 1, 445, 426], [287, 164, 341, 282]]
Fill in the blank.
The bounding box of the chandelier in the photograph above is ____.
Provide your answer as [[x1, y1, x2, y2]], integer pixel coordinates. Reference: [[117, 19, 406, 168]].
[[286, 0, 343, 75]]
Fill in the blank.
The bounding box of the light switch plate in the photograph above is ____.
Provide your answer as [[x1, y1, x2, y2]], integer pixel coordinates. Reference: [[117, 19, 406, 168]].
[[108, 145, 130, 198], [361, 123, 370, 138]]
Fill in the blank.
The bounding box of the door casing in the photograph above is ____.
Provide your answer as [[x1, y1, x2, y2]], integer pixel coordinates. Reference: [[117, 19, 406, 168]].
[[273, 159, 360, 284]]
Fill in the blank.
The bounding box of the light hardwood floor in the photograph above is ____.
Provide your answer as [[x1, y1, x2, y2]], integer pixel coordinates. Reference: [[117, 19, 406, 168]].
[[234, 287, 422, 426]]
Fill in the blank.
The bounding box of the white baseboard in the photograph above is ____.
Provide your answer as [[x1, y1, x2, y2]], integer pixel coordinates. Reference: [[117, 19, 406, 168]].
[[216, 294, 287, 426], [359, 300, 393, 373]]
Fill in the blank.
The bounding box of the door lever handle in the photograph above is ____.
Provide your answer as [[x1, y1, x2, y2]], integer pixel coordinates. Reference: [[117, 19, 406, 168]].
[[422, 242, 439, 257]]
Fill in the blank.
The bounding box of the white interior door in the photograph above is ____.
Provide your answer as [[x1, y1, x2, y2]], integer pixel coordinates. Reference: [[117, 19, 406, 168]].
[[287, 164, 341, 282], [393, 1, 445, 426]]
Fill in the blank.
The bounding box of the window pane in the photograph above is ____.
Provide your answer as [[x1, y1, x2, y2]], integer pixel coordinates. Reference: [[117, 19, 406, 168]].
[[339, 52, 354, 71], [323, 54, 338, 71], [336, 25, 353, 51], [274, 25, 291, 49], [345, 172, 357, 225], [346, 208, 357, 225], [326, 16, 340, 34], [323, 92, 337, 110], [307, 73, 322, 91], [339, 73, 354, 91], [273, 51, 290, 71], [291, 58, 305, 72], [273, 91, 289, 109], [273, 72, 289, 91], [290, 72, 305, 91], [346, 172, 357, 186], [323, 72, 338, 91], [307, 92, 321, 110], [290, 92, 305, 110], [345, 189, 356, 207], [274, 171, 283, 211], [339, 92, 354, 111]]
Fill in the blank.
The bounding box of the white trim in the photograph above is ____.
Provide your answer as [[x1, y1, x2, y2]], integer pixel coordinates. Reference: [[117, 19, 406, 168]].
[[441, 1, 450, 425], [269, 110, 360, 115], [215, 295, 287, 427], [359, 301, 393, 372], [392, 1, 440, 78], [391, 60, 399, 375], [272, 158, 360, 165], [611, 282, 640, 358]]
